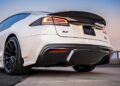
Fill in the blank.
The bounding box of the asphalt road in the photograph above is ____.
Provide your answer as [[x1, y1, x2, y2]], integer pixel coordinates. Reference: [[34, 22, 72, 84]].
[[0, 65, 120, 86]]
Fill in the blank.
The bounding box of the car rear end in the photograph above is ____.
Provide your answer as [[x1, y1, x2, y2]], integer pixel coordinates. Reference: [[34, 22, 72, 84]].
[[30, 11, 113, 67]]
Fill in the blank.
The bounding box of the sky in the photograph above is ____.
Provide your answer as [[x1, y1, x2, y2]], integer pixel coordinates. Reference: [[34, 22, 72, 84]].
[[0, 0, 120, 50]]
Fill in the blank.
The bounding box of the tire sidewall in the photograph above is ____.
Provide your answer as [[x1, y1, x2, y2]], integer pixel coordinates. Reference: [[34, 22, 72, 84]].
[[4, 36, 23, 74]]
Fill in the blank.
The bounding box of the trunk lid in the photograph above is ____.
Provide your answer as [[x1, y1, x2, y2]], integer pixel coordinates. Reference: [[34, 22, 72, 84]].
[[49, 11, 107, 41]]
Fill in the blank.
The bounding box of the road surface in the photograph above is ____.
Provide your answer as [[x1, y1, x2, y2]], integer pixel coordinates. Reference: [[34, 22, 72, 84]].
[[0, 65, 120, 86]]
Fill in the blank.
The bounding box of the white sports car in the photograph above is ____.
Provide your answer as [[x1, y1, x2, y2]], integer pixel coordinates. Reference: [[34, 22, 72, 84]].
[[0, 11, 113, 74]]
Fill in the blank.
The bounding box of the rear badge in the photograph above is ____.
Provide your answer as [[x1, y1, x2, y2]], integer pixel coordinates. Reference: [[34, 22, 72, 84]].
[[62, 30, 68, 33]]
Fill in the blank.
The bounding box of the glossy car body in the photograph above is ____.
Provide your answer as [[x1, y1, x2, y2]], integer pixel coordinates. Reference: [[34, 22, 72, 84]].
[[0, 11, 113, 74]]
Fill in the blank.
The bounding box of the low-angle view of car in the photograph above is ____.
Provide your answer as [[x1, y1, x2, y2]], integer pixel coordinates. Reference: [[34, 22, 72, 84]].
[[0, 11, 113, 75]]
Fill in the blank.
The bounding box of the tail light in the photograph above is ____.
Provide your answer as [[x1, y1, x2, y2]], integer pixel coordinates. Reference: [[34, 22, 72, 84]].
[[49, 49, 68, 53], [42, 16, 69, 26], [102, 28, 107, 34], [42, 16, 53, 25]]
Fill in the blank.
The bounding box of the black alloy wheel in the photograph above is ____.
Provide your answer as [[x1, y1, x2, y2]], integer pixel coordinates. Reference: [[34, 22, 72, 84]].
[[4, 36, 31, 75]]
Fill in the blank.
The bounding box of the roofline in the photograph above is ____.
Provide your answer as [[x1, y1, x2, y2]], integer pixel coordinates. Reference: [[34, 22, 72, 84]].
[[22, 11, 51, 15]]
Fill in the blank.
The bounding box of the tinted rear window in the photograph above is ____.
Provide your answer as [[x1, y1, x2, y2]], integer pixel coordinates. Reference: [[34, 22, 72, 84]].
[[0, 13, 30, 32]]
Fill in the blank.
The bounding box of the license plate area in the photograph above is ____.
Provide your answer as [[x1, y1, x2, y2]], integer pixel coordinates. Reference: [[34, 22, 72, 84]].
[[83, 26, 96, 36]]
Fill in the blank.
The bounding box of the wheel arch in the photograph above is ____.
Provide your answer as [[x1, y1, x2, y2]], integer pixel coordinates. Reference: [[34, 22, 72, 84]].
[[5, 34, 17, 44], [3, 33, 23, 61]]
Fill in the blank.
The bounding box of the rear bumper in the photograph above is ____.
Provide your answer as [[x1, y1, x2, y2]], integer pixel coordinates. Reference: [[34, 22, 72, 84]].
[[34, 44, 112, 67], [19, 34, 112, 66]]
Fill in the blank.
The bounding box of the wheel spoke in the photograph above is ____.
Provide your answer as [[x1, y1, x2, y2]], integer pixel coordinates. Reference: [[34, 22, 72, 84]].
[[4, 51, 13, 56], [4, 57, 11, 60], [5, 59, 12, 68], [6, 45, 13, 54], [6, 61, 12, 70], [8, 61, 15, 70], [12, 57, 17, 62], [8, 41, 15, 51]]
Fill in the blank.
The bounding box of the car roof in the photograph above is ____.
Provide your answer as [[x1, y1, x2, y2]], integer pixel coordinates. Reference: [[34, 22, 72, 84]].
[[23, 11, 51, 15]]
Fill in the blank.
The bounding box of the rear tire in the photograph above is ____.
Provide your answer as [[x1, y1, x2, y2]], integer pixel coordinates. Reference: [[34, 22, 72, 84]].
[[4, 36, 31, 75], [73, 65, 95, 72]]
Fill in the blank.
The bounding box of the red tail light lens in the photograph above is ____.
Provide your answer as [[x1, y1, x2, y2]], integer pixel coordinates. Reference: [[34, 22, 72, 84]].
[[53, 17, 69, 26], [42, 16, 69, 26], [42, 16, 53, 25], [49, 49, 68, 53]]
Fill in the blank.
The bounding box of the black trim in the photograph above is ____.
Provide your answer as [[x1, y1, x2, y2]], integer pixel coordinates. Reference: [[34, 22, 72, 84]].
[[29, 18, 42, 26], [49, 11, 106, 26], [34, 44, 112, 67], [40, 44, 112, 51]]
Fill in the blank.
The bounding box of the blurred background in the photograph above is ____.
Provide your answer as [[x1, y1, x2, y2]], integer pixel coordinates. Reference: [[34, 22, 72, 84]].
[[0, 0, 120, 64]]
